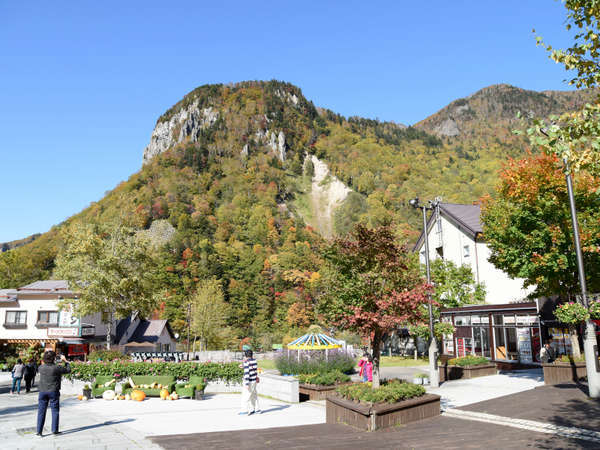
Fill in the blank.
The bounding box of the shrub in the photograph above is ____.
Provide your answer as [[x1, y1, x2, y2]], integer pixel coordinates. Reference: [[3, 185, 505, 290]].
[[557, 354, 586, 363], [275, 351, 355, 375], [554, 302, 590, 324], [336, 379, 425, 404], [65, 361, 243, 383], [297, 370, 351, 386], [589, 301, 600, 320], [415, 373, 429, 378], [88, 349, 131, 361], [447, 356, 489, 367]]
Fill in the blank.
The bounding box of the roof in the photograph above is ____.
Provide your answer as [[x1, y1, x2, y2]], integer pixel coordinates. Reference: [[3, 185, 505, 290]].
[[440, 302, 537, 314], [129, 319, 174, 344], [17, 280, 73, 294], [414, 202, 483, 252]]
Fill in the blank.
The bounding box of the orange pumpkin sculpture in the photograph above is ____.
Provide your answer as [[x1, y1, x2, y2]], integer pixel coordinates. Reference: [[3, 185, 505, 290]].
[[130, 390, 146, 402], [160, 389, 170, 400]]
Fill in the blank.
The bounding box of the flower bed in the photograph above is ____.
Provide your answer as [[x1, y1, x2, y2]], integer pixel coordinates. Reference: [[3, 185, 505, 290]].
[[439, 356, 496, 382], [297, 371, 352, 401], [327, 380, 439, 431], [65, 361, 242, 383], [275, 351, 355, 375], [543, 360, 587, 385]]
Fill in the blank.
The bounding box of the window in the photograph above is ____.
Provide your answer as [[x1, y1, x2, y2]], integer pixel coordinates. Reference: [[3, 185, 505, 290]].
[[37, 311, 58, 325], [463, 245, 470, 258], [163, 343, 170, 352], [454, 315, 470, 326], [5, 311, 27, 327]]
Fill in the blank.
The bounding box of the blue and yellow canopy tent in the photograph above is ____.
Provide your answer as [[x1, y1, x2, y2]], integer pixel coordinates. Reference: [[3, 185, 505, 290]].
[[286, 332, 343, 361]]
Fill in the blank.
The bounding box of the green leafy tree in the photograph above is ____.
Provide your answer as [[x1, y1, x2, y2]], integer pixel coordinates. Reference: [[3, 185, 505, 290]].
[[190, 278, 229, 350], [318, 224, 430, 387], [430, 259, 486, 309], [54, 223, 159, 349]]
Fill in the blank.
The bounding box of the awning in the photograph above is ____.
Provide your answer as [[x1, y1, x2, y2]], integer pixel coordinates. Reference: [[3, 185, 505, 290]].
[[3, 339, 58, 345], [287, 333, 343, 350]]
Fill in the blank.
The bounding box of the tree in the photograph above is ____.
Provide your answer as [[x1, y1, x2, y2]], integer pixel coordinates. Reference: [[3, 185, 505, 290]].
[[318, 224, 430, 387], [481, 152, 600, 298], [190, 278, 228, 351], [54, 222, 159, 349], [430, 259, 486, 309]]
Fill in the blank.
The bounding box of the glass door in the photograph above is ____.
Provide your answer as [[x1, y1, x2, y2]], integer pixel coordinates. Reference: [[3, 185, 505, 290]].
[[495, 327, 507, 360]]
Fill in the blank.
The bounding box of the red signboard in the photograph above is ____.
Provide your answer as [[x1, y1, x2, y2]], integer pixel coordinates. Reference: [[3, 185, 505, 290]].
[[67, 344, 88, 356]]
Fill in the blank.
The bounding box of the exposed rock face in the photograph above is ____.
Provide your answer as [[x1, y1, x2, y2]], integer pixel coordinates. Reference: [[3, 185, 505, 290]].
[[137, 219, 176, 248], [268, 131, 286, 162], [142, 102, 219, 164], [435, 118, 460, 137]]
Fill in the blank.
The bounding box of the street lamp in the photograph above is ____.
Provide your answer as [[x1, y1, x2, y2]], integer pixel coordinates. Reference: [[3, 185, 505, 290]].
[[539, 128, 600, 398], [410, 197, 440, 388]]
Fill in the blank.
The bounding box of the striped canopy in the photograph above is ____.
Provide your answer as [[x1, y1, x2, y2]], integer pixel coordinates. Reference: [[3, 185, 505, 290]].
[[287, 333, 342, 350]]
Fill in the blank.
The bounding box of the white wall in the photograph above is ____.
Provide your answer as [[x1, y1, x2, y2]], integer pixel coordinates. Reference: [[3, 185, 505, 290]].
[[0, 298, 60, 340], [418, 214, 534, 305]]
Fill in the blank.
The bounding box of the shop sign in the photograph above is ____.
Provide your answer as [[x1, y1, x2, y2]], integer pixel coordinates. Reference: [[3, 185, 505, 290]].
[[59, 306, 80, 328], [47, 327, 79, 337], [517, 328, 532, 363]]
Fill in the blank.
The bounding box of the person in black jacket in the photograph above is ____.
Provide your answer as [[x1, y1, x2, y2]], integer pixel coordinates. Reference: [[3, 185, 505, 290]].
[[36, 351, 70, 436], [24, 359, 37, 393]]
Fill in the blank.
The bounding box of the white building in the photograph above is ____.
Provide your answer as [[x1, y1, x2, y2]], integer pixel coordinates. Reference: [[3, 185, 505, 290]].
[[414, 202, 534, 304], [0, 280, 176, 357]]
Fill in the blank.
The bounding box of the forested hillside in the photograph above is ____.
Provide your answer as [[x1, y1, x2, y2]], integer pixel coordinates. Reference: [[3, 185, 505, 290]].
[[0, 80, 592, 347]]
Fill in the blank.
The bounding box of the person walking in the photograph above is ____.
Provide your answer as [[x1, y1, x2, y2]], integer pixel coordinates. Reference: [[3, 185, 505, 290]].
[[11, 359, 25, 394], [239, 349, 260, 415], [24, 359, 38, 393], [36, 351, 70, 436]]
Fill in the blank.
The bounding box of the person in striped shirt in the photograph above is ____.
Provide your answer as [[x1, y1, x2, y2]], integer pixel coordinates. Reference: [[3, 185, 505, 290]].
[[239, 349, 260, 415]]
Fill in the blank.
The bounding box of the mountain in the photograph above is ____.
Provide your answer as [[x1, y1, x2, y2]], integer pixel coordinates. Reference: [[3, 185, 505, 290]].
[[1, 234, 41, 252], [0, 80, 593, 345]]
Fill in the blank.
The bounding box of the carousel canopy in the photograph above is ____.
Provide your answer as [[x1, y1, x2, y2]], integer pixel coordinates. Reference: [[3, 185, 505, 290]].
[[287, 332, 342, 350]]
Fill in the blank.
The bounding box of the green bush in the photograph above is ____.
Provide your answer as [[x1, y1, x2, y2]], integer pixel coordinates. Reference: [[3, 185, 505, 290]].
[[66, 361, 243, 383], [275, 351, 355, 375], [448, 356, 489, 367], [557, 354, 586, 363], [297, 370, 351, 386], [336, 379, 425, 404], [88, 349, 131, 361]]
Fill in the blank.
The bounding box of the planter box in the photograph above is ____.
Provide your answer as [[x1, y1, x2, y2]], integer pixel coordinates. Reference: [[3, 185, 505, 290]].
[[439, 364, 497, 382], [543, 362, 587, 385], [326, 394, 440, 431], [299, 382, 352, 401]]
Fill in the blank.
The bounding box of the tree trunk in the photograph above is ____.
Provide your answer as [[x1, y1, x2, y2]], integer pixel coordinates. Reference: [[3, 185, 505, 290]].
[[106, 313, 112, 350], [570, 325, 582, 359], [371, 329, 382, 388]]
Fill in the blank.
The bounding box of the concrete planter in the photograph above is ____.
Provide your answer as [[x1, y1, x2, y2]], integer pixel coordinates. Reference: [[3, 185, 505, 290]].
[[326, 394, 440, 431], [542, 362, 587, 385], [439, 363, 497, 382], [299, 382, 353, 401]]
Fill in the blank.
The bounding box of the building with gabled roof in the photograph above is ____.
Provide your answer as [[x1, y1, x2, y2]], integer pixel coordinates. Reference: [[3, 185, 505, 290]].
[[414, 202, 534, 304]]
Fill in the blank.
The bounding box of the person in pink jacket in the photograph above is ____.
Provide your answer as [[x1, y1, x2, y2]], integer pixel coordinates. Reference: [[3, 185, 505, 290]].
[[358, 354, 373, 382]]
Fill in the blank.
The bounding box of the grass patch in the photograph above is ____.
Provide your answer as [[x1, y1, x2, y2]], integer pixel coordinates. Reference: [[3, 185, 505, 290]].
[[379, 356, 429, 367], [258, 359, 277, 370]]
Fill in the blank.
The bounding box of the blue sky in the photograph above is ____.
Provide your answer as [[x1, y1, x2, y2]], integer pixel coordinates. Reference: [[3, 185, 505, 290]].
[[0, 1, 576, 242]]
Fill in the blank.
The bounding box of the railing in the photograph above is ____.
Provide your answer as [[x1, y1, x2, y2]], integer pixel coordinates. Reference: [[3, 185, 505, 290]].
[[131, 352, 186, 362]]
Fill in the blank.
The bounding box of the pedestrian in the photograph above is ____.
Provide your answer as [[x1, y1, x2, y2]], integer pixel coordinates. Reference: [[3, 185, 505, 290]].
[[540, 339, 556, 364], [358, 353, 373, 382], [36, 351, 71, 436], [11, 359, 25, 394], [239, 349, 260, 415], [24, 359, 38, 393]]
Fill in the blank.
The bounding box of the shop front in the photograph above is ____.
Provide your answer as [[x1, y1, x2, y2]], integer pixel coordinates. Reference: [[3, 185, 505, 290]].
[[441, 303, 542, 366]]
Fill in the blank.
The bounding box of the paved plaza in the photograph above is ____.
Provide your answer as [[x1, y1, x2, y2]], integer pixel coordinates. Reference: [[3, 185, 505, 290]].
[[2, 368, 599, 449]]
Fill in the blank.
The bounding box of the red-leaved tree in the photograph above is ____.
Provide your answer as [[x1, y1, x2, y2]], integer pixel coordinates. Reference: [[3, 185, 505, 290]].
[[318, 224, 431, 387]]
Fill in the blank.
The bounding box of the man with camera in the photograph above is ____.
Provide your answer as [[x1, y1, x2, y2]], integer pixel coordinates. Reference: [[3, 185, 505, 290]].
[[36, 351, 71, 436]]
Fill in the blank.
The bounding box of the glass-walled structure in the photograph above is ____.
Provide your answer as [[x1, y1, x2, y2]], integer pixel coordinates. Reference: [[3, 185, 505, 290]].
[[441, 303, 542, 364]]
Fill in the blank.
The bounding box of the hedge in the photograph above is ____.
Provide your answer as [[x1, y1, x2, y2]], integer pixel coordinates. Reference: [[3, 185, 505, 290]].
[[447, 355, 489, 367], [297, 370, 351, 386], [65, 361, 243, 383], [275, 351, 355, 375]]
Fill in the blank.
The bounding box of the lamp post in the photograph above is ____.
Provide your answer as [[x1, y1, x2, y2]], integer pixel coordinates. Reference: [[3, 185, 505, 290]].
[[409, 197, 440, 388], [563, 161, 600, 398]]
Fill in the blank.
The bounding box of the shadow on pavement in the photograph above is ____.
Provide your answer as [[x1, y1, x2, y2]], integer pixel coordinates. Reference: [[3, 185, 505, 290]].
[[0, 403, 39, 416], [257, 405, 290, 414], [58, 419, 136, 435]]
